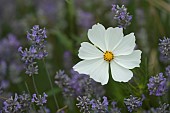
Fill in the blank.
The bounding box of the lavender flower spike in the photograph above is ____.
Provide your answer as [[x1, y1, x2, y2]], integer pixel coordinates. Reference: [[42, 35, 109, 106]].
[[159, 37, 170, 62], [147, 73, 167, 96], [112, 4, 132, 29], [31, 92, 48, 106], [124, 95, 145, 112]]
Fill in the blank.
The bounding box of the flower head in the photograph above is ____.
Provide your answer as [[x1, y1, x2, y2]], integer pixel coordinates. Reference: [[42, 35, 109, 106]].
[[31, 92, 48, 106], [73, 23, 142, 85], [124, 95, 145, 112], [165, 65, 170, 77], [112, 5, 132, 29], [159, 37, 170, 62], [147, 73, 167, 96]]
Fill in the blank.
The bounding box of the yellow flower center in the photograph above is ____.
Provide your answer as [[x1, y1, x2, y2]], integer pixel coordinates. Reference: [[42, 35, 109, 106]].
[[103, 51, 114, 62]]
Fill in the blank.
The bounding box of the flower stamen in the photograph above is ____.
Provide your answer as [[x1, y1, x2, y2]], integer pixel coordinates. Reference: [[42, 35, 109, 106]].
[[104, 51, 114, 62]]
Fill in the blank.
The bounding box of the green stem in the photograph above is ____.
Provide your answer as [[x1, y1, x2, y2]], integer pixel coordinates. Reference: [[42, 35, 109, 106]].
[[32, 75, 39, 95], [32, 76, 46, 113], [25, 82, 36, 111], [43, 59, 59, 109]]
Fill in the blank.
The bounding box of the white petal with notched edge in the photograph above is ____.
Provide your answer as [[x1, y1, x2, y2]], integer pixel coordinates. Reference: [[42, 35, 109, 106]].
[[90, 60, 109, 85], [114, 50, 142, 69], [78, 42, 103, 60], [113, 33, 136, 56], [73, 58, 104, 75], [105, 27, 123, 51], [88, 23, 106, 52], [110, 61, 133, 82], [73, 58, 109, 85]]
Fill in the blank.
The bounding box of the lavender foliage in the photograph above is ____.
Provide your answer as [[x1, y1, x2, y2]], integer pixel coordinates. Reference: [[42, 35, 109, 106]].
[[147, 73, 167, 96], [112, 4, 132, 29], [159, 37, 170, 62], [124, 95, 145, 112]]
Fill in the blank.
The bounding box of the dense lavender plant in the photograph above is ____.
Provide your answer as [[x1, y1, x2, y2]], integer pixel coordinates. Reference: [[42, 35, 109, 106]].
[[76, 96, 121, 113], [124, 95, 145, 112], [147, 73, 167, 96], [159, 37, 170, 62], [112, 4, 132, 29], [31, 92, 48, 106], [77, 10, 94, 29], [54, 69, 104, 98], [18, 25, 48, 76], [0, 34, 23, 84]]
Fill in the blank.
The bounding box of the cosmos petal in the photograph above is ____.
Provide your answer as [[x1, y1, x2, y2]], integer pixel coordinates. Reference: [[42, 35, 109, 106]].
[[73, 59, 109, 85], [88, 23, 106, 52], [105, 27, 123, 51], [110, 61, 133, 82], [114, 50, 142, 69], [78, 42, 103, 60], [113, 33, 136, 56]]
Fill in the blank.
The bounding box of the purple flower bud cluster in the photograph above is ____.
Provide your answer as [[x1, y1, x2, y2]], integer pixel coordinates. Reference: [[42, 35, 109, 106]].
[[31, 92, 48, 106], [124, 95, 145, 112], [144, 103, 169, 113], [1, 92, 31, 113], [90, 96, 109, 113], [147, 73, 167, 96], [159, 37, 170, 62], [54, 69, 104, 98], [112, 4, 132, 29], [18, 25, 48, 76], [76, 96, 121, 113], [165, 65, 170, 77]]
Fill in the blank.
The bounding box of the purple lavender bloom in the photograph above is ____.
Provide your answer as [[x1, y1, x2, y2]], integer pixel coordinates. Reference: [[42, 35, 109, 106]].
[[63, 51, 73, 70], [27, 25, 48, 59], [69, 70, 105, 98], [54, 70, 105, 98], [77, 10, 94, 29], [76, 96, 92, 113], [110, 101, 121, 113], [0, 34, 23, 85], [90, 96, 109, 113], [2, 92, 31, 113], [165, 65, 170, 77], [144, 103, 169, 113], [147, 73, 167, 96], [112, 4, 132, 29], [38, 106, 50, 113], [18, 25, 48, 76], [31, 92, 48, 106], [124, 95, 145, 112], [159, 37, 170, 62]]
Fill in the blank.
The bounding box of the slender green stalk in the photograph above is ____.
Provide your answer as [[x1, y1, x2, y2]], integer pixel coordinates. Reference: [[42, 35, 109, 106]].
[[32, 76, 46, 113], [43, 59, 59, 109], [25, 82, 36, 111], [32, 75, 39, 95]]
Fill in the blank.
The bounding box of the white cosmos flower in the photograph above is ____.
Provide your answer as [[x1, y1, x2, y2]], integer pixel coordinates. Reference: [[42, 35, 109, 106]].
[[73, 23, 142, 85]]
